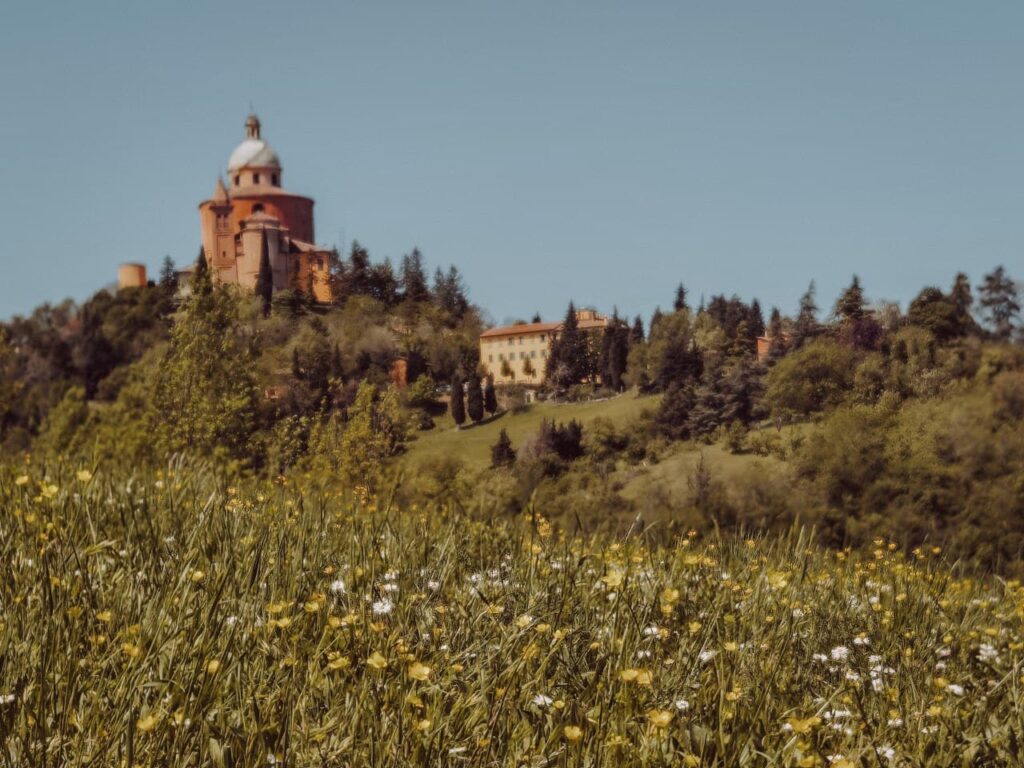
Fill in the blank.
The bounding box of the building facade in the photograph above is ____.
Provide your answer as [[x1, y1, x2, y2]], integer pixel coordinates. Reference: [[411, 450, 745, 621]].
[[480, 309, 609, 386], [197, 115, 333, 302]]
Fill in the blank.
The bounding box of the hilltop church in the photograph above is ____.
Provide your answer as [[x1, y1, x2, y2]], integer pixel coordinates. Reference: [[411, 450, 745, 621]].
[[195, 115, 334, 302]]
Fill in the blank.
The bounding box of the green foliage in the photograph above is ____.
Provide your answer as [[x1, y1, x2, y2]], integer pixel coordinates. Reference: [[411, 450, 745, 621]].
[[450, 373, 466, 426], [466, 372, 484, 423], [406, 374, 438, 410], [763, 339, 857, 419], [978, 265, 1020, 340], [490, 428, 516, 468], [152, 282, 258, 461], [483, 375, 498, 415], [255, 230, 273, 316]]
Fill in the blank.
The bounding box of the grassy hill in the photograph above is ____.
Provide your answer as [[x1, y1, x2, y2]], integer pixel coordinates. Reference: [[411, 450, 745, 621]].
[[403, 390, 661, 471]]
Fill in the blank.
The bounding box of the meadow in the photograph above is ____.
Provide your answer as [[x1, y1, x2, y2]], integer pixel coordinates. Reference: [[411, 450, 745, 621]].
[[3, 461, 1023, 766]]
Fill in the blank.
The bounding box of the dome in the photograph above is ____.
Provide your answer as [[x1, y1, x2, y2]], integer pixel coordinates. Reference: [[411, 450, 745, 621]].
[[227, 114, 280, 171], [228, 138, 280, 171]]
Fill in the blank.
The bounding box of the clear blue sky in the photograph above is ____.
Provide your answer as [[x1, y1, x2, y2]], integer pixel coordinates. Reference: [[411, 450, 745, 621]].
[[1, 1, 1021, 324]]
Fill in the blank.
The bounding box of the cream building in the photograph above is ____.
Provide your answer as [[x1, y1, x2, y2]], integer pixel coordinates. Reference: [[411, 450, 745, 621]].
[[480, 309, 609, 386]]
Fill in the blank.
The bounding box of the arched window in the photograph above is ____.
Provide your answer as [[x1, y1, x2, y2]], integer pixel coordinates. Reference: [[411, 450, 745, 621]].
[[252, 203, 264, 214], [253, 172, 261, 185], [271, 173, 279, 186], [233, 175, 240, 186]]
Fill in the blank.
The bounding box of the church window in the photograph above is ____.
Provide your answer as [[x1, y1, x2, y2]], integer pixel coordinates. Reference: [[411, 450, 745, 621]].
[[253, 173, 261, 184], [272, 173, 279, 186], [252, 203, 264, 213], [234, 175, 240, 186]]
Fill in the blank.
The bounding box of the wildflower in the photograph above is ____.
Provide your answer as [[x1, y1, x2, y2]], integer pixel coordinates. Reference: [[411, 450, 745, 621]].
[[563, 725, 583, 743], [784, 716, 821, 734], [830, 646, 850, 662], [601, 569, 624, 589], [136, 712, 159, 732], [330, 579, 346, 595], [416, 718, 431, 732], [96, 610, 113, 623], [698, 650, 717, 664], [15, 475, 29, 486], [206, 659, 221, 675], [0, 694, 15, 705], [327, 653, 350, 671], [532, 693, 553, 708], [647, 709, 673, 728], [674, 698, 690, 712], [76, 469, 93, 482], [372, 598, 393, 616], [408, 661, 432, 681], [121, 642, 142, 660], [620, 668, 652, 685], [515, 614, 534, 629], [947, 683, 964, 696], [723, 641, 738, 652], [190, 570, 205, 584], [366, 651, 388, 670]]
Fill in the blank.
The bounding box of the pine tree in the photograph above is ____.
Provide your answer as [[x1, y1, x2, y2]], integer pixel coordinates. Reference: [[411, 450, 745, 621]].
[[673, 283, 689, 312], [466, 372, 484, 422], [490, 428, 517, 468], [748, 299, 765, 339], [531, 312, 542, 323], [791, 281, 819, 348], [546, 302, 590, 390], [399, 248, 430, 303], [835, 275, 867, 322], [978, 266, 1020, 340], [450, 373, 466, 426], [255, 230, 273, 316], [159, 255, 177, 293], [767, 307, 787, 363], [347, 242, 371, 296], [655, 382, 696, 441]]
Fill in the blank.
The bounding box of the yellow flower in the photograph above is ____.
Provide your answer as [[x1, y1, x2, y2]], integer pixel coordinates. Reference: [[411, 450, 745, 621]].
[[647, 709, 673, 728], [784, 715, 821, 734], [41, 484, 59, 498], [661, 587, 680, 603], [619, 668, 652, 685], [563, 725, 583, 743], [602, 569, 624, 589], [136, 712, 159, 732], [15, 475, 29, 486], [485, 604, 504, 616], [416, 718, 431, 732], [303, 601, 321, 613], [408, 661, 432, 681], [723, 641, 738, 652], [327, 653, 351, 671], [206, 659, 221, 675], [515, 614, 534, 629], [121, 642, 142, 660], [96, 610, 113, 623], [76, 469, 93, 482], [687, 621, 702, 634], [190, 570, 205, 584], [366, 651, 388, 670]]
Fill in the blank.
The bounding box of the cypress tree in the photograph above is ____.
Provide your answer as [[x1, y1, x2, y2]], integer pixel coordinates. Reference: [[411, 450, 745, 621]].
[[546, 302, 589, 390], [450, 373, 466, 426], [255, 230, 273, 316], [791, 281, 819, 349], [748, 299, 765, 339], [951, 272, 974, 334], [630, 315, 645, 345], [159, 255, 177, 294], [192, 247, 211, 294], [466, 372, 484, 423], [484, 375, 498, 415]]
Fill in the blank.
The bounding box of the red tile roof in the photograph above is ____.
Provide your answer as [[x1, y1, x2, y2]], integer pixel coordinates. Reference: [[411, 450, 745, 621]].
[[480, 321, 561, 339]]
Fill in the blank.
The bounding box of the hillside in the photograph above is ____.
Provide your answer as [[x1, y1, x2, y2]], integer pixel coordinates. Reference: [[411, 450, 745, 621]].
[[404, 391, 660, 471]]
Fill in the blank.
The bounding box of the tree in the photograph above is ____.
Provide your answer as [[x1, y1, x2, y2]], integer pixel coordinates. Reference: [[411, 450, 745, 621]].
[[484, 375, 498, 415], [835, 275, 867, 322], [346, 241, 372, 296], [655, 382, 696, 440], [907, 287, 960, 342], [254, 230, 273, 316], [450, 373, 466, 426], [630, 316, 645, 345], [152, 274, 257, 460], [433, 266, 469, 320], [673, 283, 689, 312], [159, 255, 177, 294], [522, 355, 536, 381], [531, 312, 542, 323], [979, 266, 1020, 341], [193, 246, 209, 289], [399, 248, 430, 304], [748, 299, 766, 340], [466, 372, 484, 423], [368, 258, 399, 306], [546, 302, 590, 390], [951, 272, 975, 334], [763, 339, 858, 419], [491, 428, 516, 468], [791, 282, 819, 349], [328, 381, 406, 488]]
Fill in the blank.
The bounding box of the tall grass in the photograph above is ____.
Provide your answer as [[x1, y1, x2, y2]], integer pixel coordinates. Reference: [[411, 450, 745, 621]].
[[1, 460, 1022, 766]]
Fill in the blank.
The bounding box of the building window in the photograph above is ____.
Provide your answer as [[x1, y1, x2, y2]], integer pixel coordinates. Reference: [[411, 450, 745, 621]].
[[540, 334, 546, 341], [253, 173, 261, 185], [519, 352, 525, 360], [252, 203, 264, 213], [234, 175, 240, 186], [272, 173, 279, 186], [519, 337, 523, 345], [531, 350, 537, 358], [508, 339, 514, 346], [488, 355, 493, 363]]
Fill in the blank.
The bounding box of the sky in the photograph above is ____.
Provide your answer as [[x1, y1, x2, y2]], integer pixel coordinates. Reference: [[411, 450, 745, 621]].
[[1, 1, 1021, 325]]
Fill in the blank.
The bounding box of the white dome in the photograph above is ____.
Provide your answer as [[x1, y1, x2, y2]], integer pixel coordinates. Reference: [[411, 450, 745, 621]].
[[228, 138, 280, 171]]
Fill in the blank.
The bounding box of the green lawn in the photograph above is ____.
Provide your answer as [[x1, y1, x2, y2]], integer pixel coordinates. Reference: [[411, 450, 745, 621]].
[[404, 391, 660, 470]]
